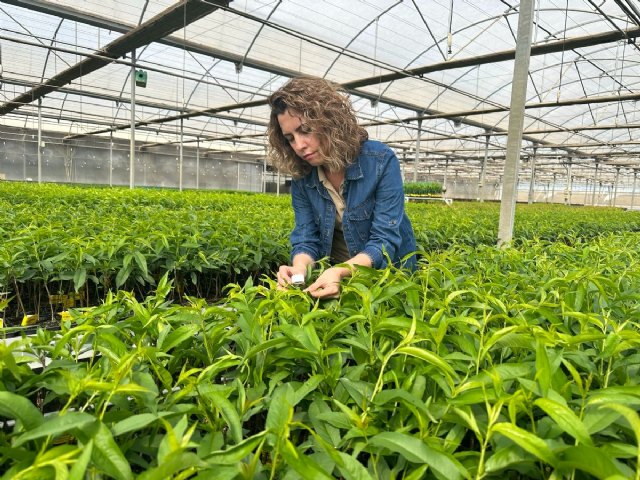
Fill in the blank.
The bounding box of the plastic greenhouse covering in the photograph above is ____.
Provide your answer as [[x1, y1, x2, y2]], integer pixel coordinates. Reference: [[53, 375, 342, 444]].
[[0, 0, 639, 188]]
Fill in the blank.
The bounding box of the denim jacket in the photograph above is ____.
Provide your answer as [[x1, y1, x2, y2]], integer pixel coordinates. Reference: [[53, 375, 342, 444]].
[[290, 140, 417, 270]]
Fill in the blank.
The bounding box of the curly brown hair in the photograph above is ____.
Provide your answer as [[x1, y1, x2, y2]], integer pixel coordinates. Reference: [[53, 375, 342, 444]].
[[267, 76, 368, 178]]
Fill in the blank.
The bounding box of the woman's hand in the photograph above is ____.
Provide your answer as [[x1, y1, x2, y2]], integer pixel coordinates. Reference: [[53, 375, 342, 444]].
[[277, 253, 315, 290], [305, 266, 350, 298], [276, 264, 307, 290]]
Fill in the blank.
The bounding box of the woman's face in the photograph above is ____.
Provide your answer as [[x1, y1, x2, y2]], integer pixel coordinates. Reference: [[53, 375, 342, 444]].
[[277, 109, 324, 166]]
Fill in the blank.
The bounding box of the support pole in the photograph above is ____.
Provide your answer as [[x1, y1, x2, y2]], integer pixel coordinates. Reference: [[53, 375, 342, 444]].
[[584, 178, 589, 203], [528, 147, 537, 204], [22, 133, 27, 180], [498, 0, 535, 246], [591, 162, 599, 206], [632, 170, 638, 209], [613, 167, 620, 207], [109, 131, 113, 186], [443, 157, 449, 194], [478, 134, 489, 202], [413, 118, 422, 182], [37, 98, 42, 184], [567, 162, 573, 205], [196, 138, 200, 190], [130, 50, 136, 189], [179, 117, 184, 191], [262, 157, 267, 193], [551, 172, 556, 203], [545, 182, 549, 203]]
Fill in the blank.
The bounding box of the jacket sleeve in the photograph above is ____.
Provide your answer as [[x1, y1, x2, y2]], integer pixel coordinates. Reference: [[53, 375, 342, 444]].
[[289, 178, 322, 263], [360, 147, 406, 268]]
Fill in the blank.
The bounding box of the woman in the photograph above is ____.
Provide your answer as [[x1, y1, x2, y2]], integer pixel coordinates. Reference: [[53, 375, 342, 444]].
[[267, 76, 416, 298]]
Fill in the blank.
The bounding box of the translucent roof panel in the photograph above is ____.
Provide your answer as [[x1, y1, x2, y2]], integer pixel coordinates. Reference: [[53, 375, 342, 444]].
[[0, 0, 638, 181]]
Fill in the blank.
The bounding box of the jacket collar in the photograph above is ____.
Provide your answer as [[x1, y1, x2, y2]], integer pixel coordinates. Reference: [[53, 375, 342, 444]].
[[305, 158, 363, 189], [345, 159, 363, 181]]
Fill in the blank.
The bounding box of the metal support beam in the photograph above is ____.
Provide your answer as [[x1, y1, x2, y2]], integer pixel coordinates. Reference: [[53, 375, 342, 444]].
[[37, 98, 42, 184], [196, 138, 200, 190], [262, 156, 267, 193], [591, 162, 600, 206], [478, 134, 489, 202], [343, 25, 640, 89], [12, 0, 640, 96], [7, 0, 640, 170], [179, 117, 184, 192], [130, 51, 136, 189], [109, 132, 113, 187], [632, 171, 638, 209], [565, 161, 573, 205], [528, 147, 537, 204], [0, 0, 229, 116], [443, 158, 450, 195], [413, 118, 422, 183], [613, 167, 621, 207], [40, 0, 638, 146], [498, 0, 535, 246]]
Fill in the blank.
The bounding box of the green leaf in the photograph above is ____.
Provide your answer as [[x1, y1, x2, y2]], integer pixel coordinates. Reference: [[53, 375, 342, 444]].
[[316, 411, 353, 430], [133, 250, 148, 278], [451, 406, 482, 438], [368, 432, 469, 479], [372, 282, 414, 306], [137, 451, 205, 480], [492, 422, 558, 467], [201, 391, 242, 445], [205, 431, 267, 465], [325, 314, 366, 342], [111, 413, 158, 437], [280, 439, 334, 479], [309, 399, 342, 447], [280, 323, 322, 355], [339, 378, 372, 407], [0, 391, 44, 431], [333, 451, 373, 480], [582, 408, 621, 435], [484, 444, 531, 473], [534, 398, 593, 446], [13, 411, 95, 447], [192, 466, 240, 480], [404, 465, 430, 480], [535, 340, 551, 396], [158, 416, 188, 463], [374, 389, 432, 420], [87, 421, 134, 480], [396, 346, 458, 384], [115, 265, 132, 288], [69, 439, 94, 480], [303, 418, 370, 480], [597, 403, 640, 461], [266, 383, 294, 437], [292, 374, 325, 406], [558, 445, 629, 479], [243, 336, 290, 360], [160, 324, 199, 351], [73, 267, 87, 292], [480, 325, 520, 357]]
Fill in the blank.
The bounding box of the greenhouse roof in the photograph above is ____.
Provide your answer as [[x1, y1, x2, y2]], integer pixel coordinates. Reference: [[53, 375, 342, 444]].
[[1, 0, 639, 183]]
